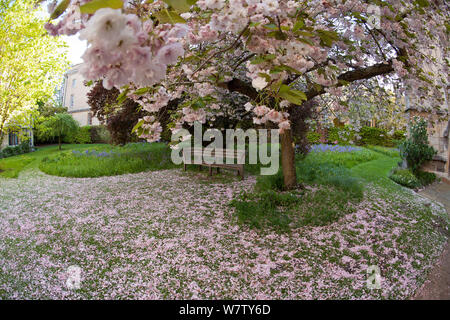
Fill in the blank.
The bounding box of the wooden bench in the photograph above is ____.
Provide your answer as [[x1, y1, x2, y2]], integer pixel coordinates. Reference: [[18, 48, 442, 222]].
[[183, 147, 246, 179]]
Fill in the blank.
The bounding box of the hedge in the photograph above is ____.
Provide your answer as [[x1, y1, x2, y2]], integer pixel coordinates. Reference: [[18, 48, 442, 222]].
[[307, 126, 406, 147], [63, 125, 111, 144]]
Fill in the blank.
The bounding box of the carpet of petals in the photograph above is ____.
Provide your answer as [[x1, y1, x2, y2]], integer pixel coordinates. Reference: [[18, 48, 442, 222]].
[[0, 168, 447, 299]]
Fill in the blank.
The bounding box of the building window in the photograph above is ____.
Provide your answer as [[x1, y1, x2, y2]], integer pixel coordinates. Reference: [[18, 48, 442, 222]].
[[70, 94, 74, 108], [8, 132, 19, 146], [72, 79, 76, 88]]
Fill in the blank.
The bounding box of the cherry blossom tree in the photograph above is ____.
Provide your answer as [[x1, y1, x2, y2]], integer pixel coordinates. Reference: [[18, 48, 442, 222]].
[[45, 0, 449, 188], [313, 77, 407, 133]]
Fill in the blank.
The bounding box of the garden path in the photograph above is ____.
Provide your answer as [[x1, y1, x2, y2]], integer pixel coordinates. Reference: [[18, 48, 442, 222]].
[[414, 181, 450, 300]]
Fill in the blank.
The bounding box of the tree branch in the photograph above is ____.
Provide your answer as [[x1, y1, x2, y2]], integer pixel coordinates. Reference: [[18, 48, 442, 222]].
[[304, 61, 394, 100]]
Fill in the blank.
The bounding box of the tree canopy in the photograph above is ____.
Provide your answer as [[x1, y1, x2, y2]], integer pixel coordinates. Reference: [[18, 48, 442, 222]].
[[40, 113, 79, 150]]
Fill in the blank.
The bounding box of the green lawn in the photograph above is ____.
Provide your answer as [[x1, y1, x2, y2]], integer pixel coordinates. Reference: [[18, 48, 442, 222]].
[[232, 146, 406, 230], [0, 143, 180, 179], [39, 143, 176, 178], [0, 144, 108, 178]]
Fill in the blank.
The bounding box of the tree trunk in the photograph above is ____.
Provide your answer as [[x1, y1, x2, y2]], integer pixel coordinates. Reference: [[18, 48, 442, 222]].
[[58, 135, 61, 151], [280, 129, 297, 189]]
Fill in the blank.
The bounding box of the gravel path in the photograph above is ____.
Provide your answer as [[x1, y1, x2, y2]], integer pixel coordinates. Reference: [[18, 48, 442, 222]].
[[414, 181, 450, 300]]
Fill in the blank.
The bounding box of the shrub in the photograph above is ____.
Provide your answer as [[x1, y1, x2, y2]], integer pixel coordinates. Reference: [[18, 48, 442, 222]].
[[328, 126, 354, 145], [388, 167, 436, 189], [306, 131, 321, 144], [90, 125, 111, 144], [399, 118, 437, 173], [308, 126, 405, 147], [64, 126, 92, 144], [389, 168, 421, 189], [87, 81, 145, 145], [356, 126, 394, 147], [17, 141, 31, 154], [74, 126, 92, 144], [393, 130, 406, 141], [365, 145, 400, 158], [1, 146, 19, 157], [0, 141, 32, 159], [415, 170, 436, 186]]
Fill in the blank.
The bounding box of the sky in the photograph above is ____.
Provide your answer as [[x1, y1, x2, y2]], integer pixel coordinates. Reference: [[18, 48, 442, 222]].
[[38, 1, 86, 65]]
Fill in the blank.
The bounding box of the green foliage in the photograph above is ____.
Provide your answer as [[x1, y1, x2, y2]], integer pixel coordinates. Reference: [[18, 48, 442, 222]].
[[34, 101, 69, 144], [0, 144, 107, 178], [278, 85, 307, 105], [392, 130, 407, 141], [41, 113, 79, 147], [307, 126, 400, 147], [327, 126, 354, 145], [39, 143, 177, 178], [399, 118, 437, 173], [296, 162, 363, 198], [90, 125, 111, 144], [72, 126, 92, 144], [388, 167, 436, 189], [415, 170, 437, 186], [388, 168, 422, 189], [357, 126, 394, 147], [306, 147, 381, 169], [0, 0, 69, 139], [306, 131, 321, 144], [79, 0, 124, 14]]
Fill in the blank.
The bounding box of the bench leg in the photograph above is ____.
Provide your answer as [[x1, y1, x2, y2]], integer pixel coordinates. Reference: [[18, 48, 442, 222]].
[[209, 166, 213, 176], [184, 163, 187, 171], [239, 165, 244, 180]]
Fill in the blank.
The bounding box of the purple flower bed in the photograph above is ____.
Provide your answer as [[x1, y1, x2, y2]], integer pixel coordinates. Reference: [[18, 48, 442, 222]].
[[309, 144, 361, 153], [72, 150, 117, 158]]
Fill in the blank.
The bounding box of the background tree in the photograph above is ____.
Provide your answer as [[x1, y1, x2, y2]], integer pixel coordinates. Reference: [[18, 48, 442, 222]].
[[87, 81, 144, 145], [400, 118, 437, 173], [40, 113, 79, 150], [0, 0, 68, 141], [34, 100, 68, 145]]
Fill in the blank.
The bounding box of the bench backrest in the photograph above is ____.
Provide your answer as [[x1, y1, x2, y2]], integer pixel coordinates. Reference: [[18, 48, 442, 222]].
[[183, 147, 246, 164]]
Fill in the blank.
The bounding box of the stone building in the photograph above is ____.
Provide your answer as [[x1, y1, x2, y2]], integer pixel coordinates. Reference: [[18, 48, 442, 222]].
[[62, 64, 100, 126]]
